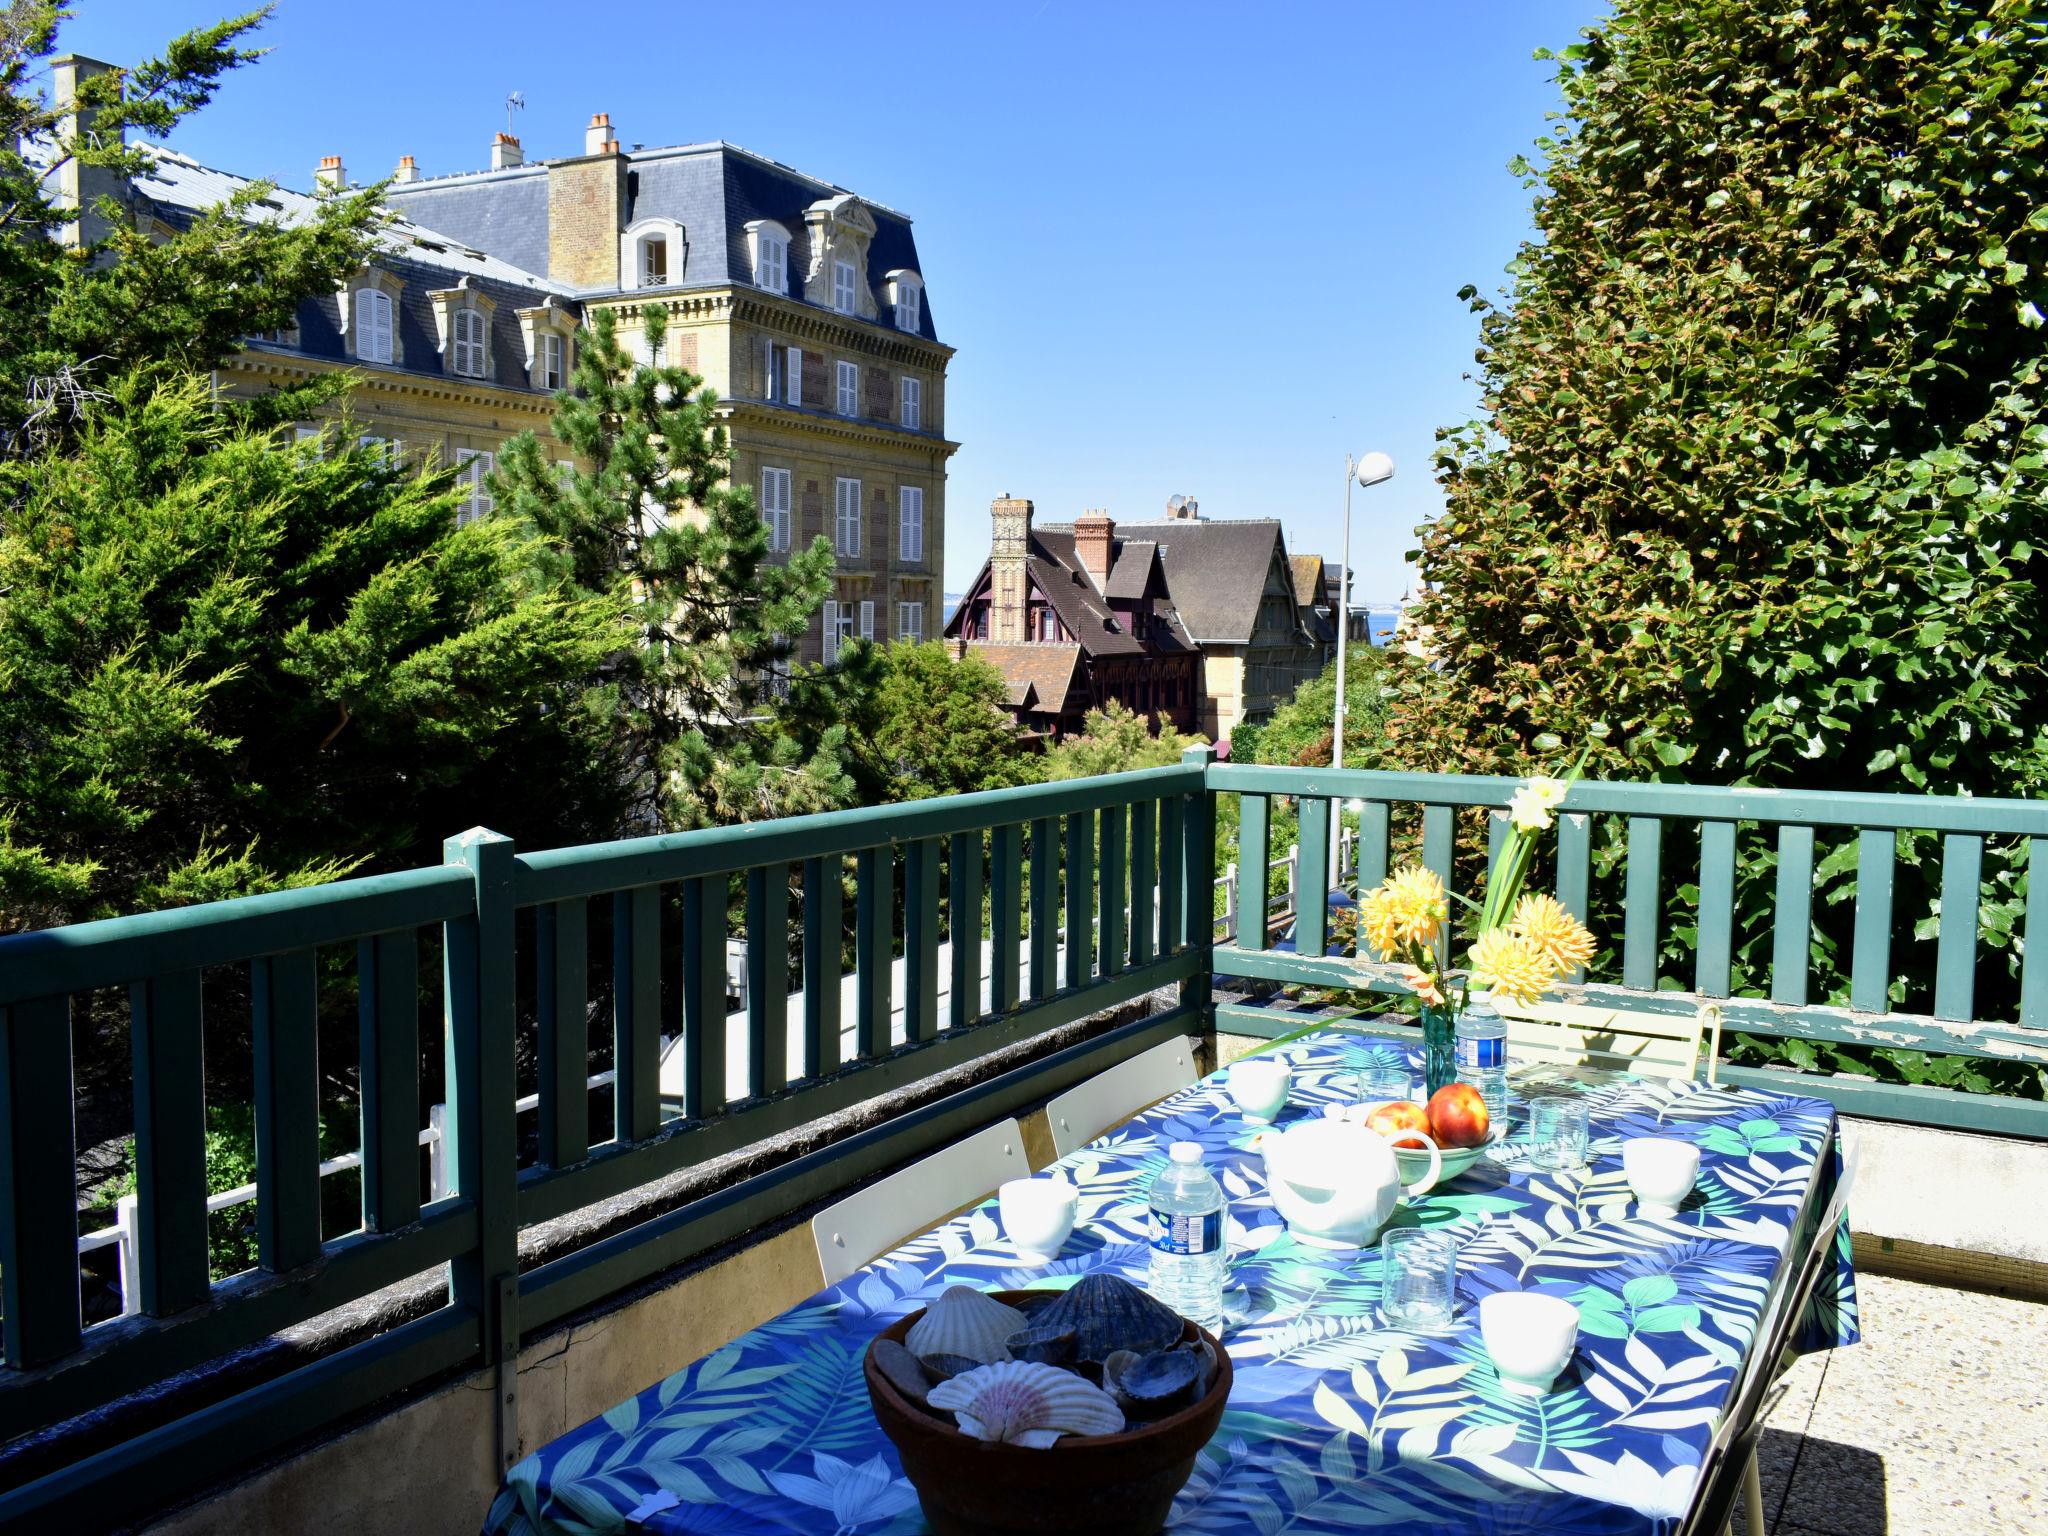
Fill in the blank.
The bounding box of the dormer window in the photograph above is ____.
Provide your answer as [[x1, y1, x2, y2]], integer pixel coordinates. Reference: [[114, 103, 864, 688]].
[[641, 237, 668, 287], [758, 232, 786, 290], [539, 331, 566, 390], [354, 287, 394, 364], [832, 260, 857, 313], [450, 309, 486, 377], [620, 217, 688, 292], [885, 270, 924, 333]]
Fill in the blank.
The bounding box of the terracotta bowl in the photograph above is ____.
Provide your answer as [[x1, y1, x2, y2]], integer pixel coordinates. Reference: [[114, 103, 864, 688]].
[[864, 1289, 1234, 1536]]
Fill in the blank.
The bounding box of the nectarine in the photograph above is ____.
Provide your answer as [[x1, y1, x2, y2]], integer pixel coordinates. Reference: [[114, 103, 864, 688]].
[[1426, 1083, 1490, 1148], [1366, 1099, 1433, 1148]]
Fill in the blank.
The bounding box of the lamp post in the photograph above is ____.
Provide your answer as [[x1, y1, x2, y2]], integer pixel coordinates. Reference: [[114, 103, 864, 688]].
[[1331, 451, 1395, 887]]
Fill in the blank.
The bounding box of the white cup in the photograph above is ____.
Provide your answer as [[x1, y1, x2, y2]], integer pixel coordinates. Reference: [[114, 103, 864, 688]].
[[1228, 1058, 1292, 1124], [998, 1177, 1078, 1264], [1479, 1291, 1580, 1396], [1623, 1137, 1701, 1218]]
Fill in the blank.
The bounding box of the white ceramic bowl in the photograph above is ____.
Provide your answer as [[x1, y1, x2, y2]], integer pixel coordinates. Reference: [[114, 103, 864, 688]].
[[998, 1176, 1078, 1264], [1623, 1136, 1701, 1218], [1479, 1290, 1580, 1396], [1228, 1058, 1293, 1124]]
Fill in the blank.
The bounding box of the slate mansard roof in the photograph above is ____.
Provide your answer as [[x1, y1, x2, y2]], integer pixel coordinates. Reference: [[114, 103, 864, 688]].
[[134, 147, 573, 396], [384, 141, 937, 341], [1041, 518, 1297, 647]]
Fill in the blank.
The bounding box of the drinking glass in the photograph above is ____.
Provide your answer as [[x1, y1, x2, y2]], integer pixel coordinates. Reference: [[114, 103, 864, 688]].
[[1380, 1227, 1458, 1331], [1352, 1061, 1411, 1110], [1529, 1095, 1591, 1172]]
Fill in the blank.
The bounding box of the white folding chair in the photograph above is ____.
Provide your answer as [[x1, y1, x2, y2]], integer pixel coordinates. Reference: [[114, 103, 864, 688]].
[[1491, 997, 1726, 1084], [1044, 1036, 1200, 1158], [810, 1118, 1028, 1286]]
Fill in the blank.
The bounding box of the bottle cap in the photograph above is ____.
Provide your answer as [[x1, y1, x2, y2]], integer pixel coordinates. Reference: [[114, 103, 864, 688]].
[[1168, 1141, 1203, 1165]]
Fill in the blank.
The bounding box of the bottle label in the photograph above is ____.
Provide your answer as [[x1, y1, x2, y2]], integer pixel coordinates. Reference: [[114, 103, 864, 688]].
[[1150, 1208, 1222, 1256], [1455, 1034, 1505, 1072]]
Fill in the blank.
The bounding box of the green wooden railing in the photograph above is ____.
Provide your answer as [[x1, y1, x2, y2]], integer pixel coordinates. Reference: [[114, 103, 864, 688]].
[[1211, 764, 2048, 1138], [0, 760, 1215, 1528], [4, 754, 2046, 1525]]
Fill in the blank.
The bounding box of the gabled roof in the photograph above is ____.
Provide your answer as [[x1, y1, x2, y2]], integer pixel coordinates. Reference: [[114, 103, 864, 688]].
[[967, 644, 1083, 716], [1026, 529, 1193, 657], [1289, 554, 1326, 608], [1043, 518, 1289, 646], [1104, 541, 1159, 600]]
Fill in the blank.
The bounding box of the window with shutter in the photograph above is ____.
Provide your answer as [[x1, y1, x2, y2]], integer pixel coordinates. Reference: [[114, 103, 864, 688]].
[[451, 309, 486, 377], [833, 260, 857, 313], [834, 478, 862, 557], [355, 288, 393, 364], [761, 467, 792, 553], [823, 600, 840, 665], [539, 332, 566, 390], [901, 377, 922, 431], [898, 602, 924, 641], [455, 449, 495, 525], [785, 347, 802, 405], [898, 487, 924, 563], [757, 235, 786, 291], [836, 361, 859, 416], [895, 286, 920, 332], [860, 601, 875, 641]]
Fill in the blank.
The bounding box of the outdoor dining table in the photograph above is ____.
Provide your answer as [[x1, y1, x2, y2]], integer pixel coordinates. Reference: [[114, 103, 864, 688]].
[[482, 1027, 1859, 1536]]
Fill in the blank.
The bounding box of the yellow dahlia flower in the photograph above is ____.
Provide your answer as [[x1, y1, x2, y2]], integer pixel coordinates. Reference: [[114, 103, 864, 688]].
[[1509, 893, 1596, 973], [1468, 928, 1558, 1006], [1359, 865, 1447, 959]]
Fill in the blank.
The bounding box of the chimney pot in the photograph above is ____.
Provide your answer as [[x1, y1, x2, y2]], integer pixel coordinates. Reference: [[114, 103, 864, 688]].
[[394, 154, 419, 184], [491, 132, 524, 170], [314, 154, 346, 193], [585, 112, 616, 155], [1073, 508, 1115, 585]]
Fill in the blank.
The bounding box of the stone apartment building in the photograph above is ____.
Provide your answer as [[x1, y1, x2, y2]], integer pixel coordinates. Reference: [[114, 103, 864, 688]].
[[52, 56, 954, 664], [946, 495, 1331, 744], [386, 113, 957, 662]]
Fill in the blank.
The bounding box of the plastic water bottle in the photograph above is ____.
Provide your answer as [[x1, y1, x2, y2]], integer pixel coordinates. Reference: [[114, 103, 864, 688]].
[[1455, 996, 1509, 1123], [1147, 1141, 1227, 1330]]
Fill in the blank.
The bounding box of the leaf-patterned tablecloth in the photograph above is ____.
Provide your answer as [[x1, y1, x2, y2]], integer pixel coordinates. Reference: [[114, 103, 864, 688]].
[[483, 1030, 1858, 1536]]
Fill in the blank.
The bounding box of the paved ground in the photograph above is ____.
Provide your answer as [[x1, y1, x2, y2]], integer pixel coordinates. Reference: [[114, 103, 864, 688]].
[[1734, 1272, 2046, 1535]]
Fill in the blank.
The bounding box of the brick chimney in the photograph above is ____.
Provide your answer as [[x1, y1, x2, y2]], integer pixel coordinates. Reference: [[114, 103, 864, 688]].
[[314, 154, 346, 193], [585, 111, 617, 155], [394, 154, 419, 184], [990, 495, 1034, 645], [548, 113, 627, 286], [491, 132, 523, 170], [50, 54, 126, 248], [1073, 509, 1114, 586]]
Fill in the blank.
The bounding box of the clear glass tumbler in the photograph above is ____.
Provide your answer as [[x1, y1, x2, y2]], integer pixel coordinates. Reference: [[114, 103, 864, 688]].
[[1529, 1095, 1591, 1172], [1352, 1060, 1412, 1111], [1380, 1227, 1459, 1331]]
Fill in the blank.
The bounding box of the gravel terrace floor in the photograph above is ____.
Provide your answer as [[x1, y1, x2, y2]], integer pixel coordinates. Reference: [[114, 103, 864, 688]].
[[1732, 1271, 2046, 1535]]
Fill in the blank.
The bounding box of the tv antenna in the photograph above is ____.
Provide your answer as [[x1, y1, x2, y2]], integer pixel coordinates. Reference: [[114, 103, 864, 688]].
[[505, 91, 526, 135]]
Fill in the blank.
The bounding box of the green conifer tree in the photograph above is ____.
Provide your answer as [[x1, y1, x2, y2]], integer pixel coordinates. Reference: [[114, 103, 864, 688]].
[[495, 306, 872, 826]]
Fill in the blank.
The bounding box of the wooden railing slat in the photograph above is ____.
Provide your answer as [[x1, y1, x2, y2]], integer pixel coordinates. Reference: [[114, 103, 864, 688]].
[[906, 838, 942, 1042], [1622, 817, 1663, 991], [1160, 795, 1185, 949], [949, 833, 985, 1031], [2025, 838, 2048, 1031], [802, 856, 843, 1077], [991, 825, 1022, 1014], [612, 886, 661, 1141], [1181, 766, 1215, 955], [1, 994, 81, 1366], [745, 868, 790, 1096], [1358, 801, 1390, 891], [1486, 810, 1509, 885], [681, 874, 727, 1118], [252, 951, 322, 1271], [1852, 829, 1896, 1013], [1556, 811, 1591, 984], [855, 846, 892, 1058], [1130, 799, 1157, 967], [1237, 793, 1271, 951], [1064, 812, 1095, 988], [1296, 797, 1331, 957], [1029, 816, 1057, 1000], [1696, 820, 1737, 998], [1934, 833, 1984, 1024], [1771, 825, 1815, 1007], [535, 900, 589, 1168], [356, 936, 421, 1234], [1422, 804, 1454, 892], [1099, 804, 1127, 977]]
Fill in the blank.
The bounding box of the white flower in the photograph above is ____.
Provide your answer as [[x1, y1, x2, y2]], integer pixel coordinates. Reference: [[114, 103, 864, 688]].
[[1508, 776, 1569, 831]]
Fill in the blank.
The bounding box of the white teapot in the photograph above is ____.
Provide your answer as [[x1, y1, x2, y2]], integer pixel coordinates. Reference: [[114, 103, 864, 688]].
[[1261, 1113, 1442, 1249]]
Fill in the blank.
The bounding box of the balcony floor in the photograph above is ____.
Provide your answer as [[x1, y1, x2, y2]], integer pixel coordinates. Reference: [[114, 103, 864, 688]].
[[1737, 1272, 2046, 1534]]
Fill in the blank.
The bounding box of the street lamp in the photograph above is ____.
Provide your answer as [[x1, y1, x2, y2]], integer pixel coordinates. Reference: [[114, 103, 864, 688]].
[[1331, 452, 1394, 886]]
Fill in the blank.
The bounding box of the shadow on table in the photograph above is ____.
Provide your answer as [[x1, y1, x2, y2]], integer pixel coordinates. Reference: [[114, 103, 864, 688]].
[[1738, 1425, 1889, 1535]]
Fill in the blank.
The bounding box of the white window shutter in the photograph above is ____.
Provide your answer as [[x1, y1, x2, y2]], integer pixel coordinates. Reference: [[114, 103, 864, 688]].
[[787, 347, 802, 405], [860, 600, 874, 640], [824, 601, 840, 664]]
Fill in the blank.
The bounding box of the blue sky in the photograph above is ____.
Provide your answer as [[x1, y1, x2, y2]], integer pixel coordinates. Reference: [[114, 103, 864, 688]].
[[59, 0, 1606, 598]]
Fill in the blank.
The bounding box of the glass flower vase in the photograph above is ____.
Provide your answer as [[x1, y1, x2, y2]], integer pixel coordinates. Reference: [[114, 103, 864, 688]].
[[1419, 1004, 1458, 1099]]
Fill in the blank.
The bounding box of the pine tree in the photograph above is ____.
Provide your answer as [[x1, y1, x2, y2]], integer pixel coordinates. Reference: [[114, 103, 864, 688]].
[[495, 306, 872, 827]]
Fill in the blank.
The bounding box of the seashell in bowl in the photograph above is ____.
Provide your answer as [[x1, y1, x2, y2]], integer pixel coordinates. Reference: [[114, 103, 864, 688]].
[[1106, 1350, 1200, 1419], [1027, 1273, 1184, 1363], [906, 1285, 1029, 1366], [918, 1352, 985, 1383], [1004, 1323, 1078, 1366], [926, 1360, 1125, 1448], [871, 1339, 934, 1407]]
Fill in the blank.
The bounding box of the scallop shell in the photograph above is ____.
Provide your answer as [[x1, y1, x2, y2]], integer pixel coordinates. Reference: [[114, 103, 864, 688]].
[[872, 1339, 934, 1407], [1104, 1348, 1199, 1418], [905, 1286, 1028, 1366], [1027, 1273, 1185, 1363], [926, 1360, 1125, 1448], [1004, 1324, 1078, 1366], [918, 1353, 983, 1383]]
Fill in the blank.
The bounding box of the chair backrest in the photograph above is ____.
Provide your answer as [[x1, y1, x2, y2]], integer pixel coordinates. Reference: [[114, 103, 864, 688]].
[[1044, 1036, 1201, 1158], [810, 1118, 1029, 1287], [1491, 997, 1724, 1083], [1674, 1126, 1859, 1536]]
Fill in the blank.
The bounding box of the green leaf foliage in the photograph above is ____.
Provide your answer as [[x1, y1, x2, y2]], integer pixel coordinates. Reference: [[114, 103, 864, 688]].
[[1043, 700, 1206, 781], [851, 640, 1044, 800]]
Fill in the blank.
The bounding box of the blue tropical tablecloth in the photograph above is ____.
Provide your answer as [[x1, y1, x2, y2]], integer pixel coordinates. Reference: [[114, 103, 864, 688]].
[[484, 1029, 1858, 1536]]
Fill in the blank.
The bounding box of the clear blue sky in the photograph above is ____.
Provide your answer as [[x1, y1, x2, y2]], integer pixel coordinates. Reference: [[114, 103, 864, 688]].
[[59, 0, 1606, 600]]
